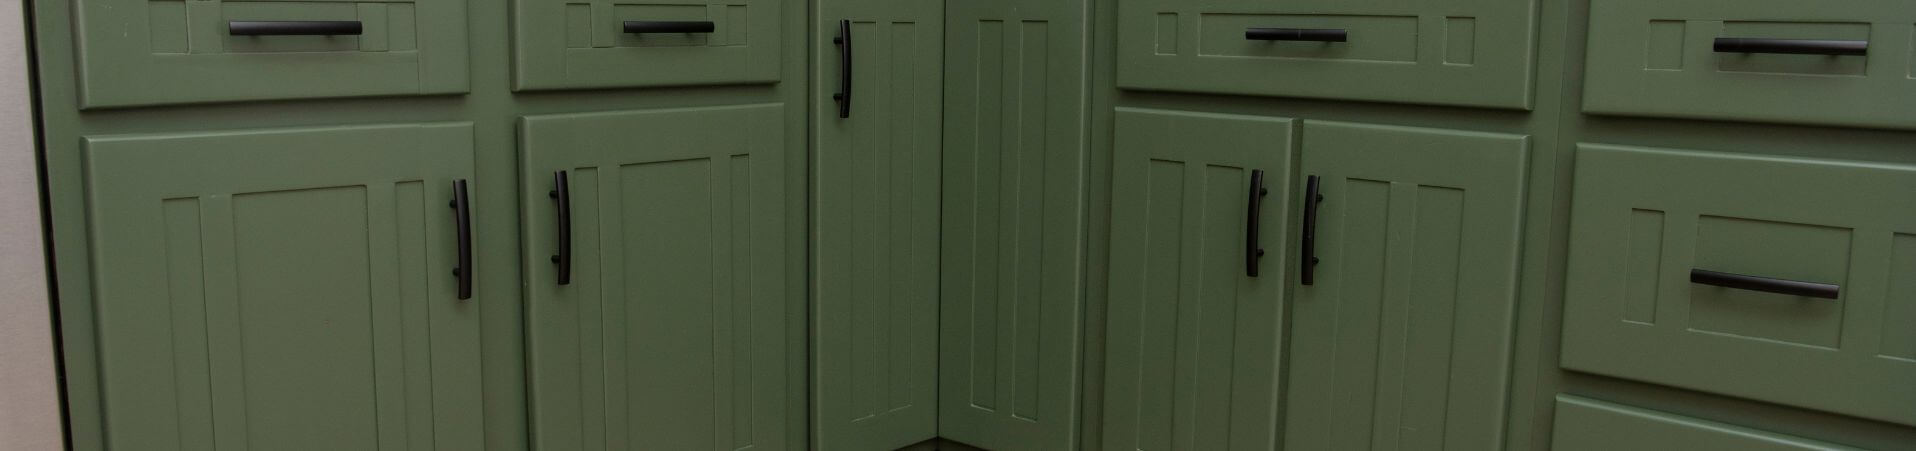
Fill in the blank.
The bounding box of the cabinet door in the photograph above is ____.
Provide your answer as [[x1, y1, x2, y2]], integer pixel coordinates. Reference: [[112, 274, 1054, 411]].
[[511, 0, 782, 90], [811, 0, 943, 449], [934, 0, 1089, 450], [1284, 121, 1526, 450], [521, 105, 793, 450], [1102, 108, 1293, 451], [83, 123, 480, 450]]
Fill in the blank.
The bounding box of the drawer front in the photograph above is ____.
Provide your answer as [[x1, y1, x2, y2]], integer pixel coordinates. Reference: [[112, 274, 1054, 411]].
[[1115, 0, 1536, 108], [1552, 396, 1858, 451], [1582, 0, 1916, 130], [512, 0, 781, 91], [1562, 144, 1916, 426], [77, 0, 468, 108]]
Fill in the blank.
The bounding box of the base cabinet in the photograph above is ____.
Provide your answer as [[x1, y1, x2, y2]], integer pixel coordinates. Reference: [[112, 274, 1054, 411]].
[[520, 105, 795, 450], [82, 123, 482, 450]]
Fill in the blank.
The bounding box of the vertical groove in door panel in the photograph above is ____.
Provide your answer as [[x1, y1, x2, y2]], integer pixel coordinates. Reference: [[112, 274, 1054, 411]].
[[1286, 121, 1527, 451], [815, 2, 942, 449], [1102, 108, 1292, 451], [523, 105, 791, 451], [937, 0, 1087, 449]]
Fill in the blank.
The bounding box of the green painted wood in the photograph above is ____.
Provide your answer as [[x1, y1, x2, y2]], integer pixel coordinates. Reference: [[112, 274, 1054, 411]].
[[1582, 0, 1916, 130], [1285, 121, 1528, 451], [1552, 396, 1862, 451], [936, 0, 1089, 449], [1562, 144, 1916, 428], [811, 0, 944, 449], [1113, 0, 1536, 108], [520, 105, 794, 450], [512, 0, 782, 91], [74, 0, 468, 108], [82, 123, 481, 450], [1101, 108, 1292, 451]]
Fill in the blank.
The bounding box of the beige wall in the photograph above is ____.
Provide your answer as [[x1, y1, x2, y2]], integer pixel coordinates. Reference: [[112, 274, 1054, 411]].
[[0, 0, 64, 448]]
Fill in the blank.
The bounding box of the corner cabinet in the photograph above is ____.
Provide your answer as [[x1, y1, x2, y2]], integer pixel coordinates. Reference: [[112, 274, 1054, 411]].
[[81, 123, 482, 450]]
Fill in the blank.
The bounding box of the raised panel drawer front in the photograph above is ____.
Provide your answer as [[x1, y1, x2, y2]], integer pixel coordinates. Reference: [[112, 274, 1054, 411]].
[[1103, 108, 1293, 451], [1582, 0, 1916, 129], [513, 0, 781, 90], [82, 123, 481, 450], [1286, 121, 1527, 451], [1115, 0, 1537, 108], [1562, 144, 1916, 427], [520, 105, 793, 450], [1552, 396, 1861, 451], [75, 0, 468, 108]]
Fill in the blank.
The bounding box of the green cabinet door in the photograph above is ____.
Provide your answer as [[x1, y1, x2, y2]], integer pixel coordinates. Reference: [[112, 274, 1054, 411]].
[[1551, 396, 1863, 451], [1102, 108, 1293, 451], [521, 105, 793, 450], [511, 0, 783, 90], [936, 0, 1089, 449], [1279, 121, 1532, 451], [82, 123, 481, 450], [812, 0, 943, 449], [1283, 121, 1527, 450]]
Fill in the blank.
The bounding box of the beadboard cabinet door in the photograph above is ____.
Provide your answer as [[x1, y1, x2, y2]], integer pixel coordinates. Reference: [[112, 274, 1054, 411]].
[[811, 0, 945, 449], [83, 123, 481, 450], [520, 105, 794, 450], [1283, 121, 1527, 451], [935, 0, 1089, 449], [1101, 108, 1293, 451]]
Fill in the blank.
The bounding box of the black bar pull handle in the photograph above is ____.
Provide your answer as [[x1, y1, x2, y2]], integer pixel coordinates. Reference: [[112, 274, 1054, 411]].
[[1246, 170, 1269, 277], [1246, 27, 1347, 42], [228, 20, 364, 36], [1713, 38, 1867, 56], [623, 20, 716, 34], [549, 171, 573, 286], [833, 19, 853, 119], [1690, 269, 1839, 299], [1300, 175, 1323, 285], [450, 180, 473, 300]]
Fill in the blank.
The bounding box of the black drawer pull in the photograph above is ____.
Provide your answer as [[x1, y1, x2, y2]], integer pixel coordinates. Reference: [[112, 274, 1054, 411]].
[[1246, 27, 1347, 42], [1690, 269, 1839, 299], [623, 20, 716, 34], [1245, 170, 1269, 277], [549, 171, 572, 286], [833, 19, 853, 119], [228, 21, 363, 36], [1712, 38, 1867, 56], [449, 180, 474, 301], [1299, 175, 1323, 285]]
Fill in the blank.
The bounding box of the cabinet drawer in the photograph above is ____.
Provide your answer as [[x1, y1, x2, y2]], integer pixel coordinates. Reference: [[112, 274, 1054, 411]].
[[1552, 396, 1858, 451], [1114, 0, 1536, 109], [1562, 144, 1916, 427], [1582, 0, 1916, 130], [76, 0, 468, 108], [512, 0, 781, 91]]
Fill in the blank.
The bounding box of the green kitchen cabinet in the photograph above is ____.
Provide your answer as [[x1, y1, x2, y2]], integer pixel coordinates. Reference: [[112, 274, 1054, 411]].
[[811, 0, 945, 449], [511, 0, 782, 90], [520, 105, 795, 450], [1114, 0, 1537, 108], [1101, 108, 1293, 451], [81, 123, 481, 450], [74, 0, 469, 108], [1284, 121, 1528, 450], [1581, 0, 1916, 130], [1562, 144, 1916, 427], [1552, 396, 1862, 451], [936, 0, 1089, 449]]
